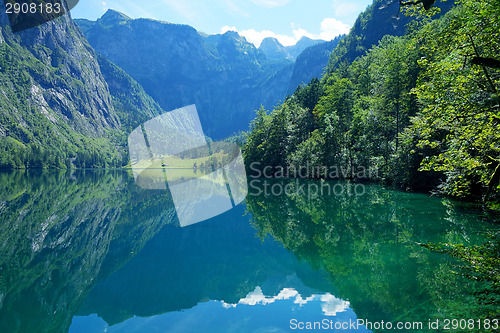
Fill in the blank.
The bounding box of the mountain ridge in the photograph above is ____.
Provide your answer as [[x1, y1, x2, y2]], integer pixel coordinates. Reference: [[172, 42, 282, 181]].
[[76, 11, 336, 138], [286, 36, 325, 58], [259, 37, 294, 61]]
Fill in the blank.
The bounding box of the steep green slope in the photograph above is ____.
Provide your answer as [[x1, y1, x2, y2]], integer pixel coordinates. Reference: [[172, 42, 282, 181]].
[[286, 36, 342, 96], [0, 9, 118, 168], [95, 54, 164, 138], [0, 11, 163, 169], [244, 0, 500, 201], [327, 0, 454, 70]]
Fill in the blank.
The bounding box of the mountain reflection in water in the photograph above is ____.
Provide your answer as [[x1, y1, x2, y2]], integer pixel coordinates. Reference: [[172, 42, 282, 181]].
[[0, 171, 495, 333]]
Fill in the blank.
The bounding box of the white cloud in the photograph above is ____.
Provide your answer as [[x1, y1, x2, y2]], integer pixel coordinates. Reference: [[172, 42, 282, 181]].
[[294, 294, 316, 306], [319, 18, 350, 40], [221, 17, 349, 48], [221, 287, 350, 317], [321, 294, 350, 316], [250, 0, 290, 8], [237, 287, 300, 305]]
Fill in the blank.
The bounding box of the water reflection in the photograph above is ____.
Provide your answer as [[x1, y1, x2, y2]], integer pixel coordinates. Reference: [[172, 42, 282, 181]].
[[246, 178, 497, 328], [221, 286, 350, 317], [71, 290, 366, 333], [0, 171, 496, 333], [73, 202, 350, 327], [0, 170, 177, 333]]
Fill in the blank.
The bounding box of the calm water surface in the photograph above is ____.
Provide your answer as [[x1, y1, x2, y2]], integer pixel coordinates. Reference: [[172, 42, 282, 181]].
[[0, 170, 496, 332]]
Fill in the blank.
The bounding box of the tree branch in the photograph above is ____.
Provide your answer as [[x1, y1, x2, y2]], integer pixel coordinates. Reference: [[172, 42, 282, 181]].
[[400, 0, 436, 10], [471, 57, 500, 69]]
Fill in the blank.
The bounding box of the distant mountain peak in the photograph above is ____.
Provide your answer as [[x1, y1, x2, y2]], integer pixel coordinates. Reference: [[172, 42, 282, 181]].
[[99, 9, 132, 24], [295, 36, 323, 47], [297, 36, 313, 43], [221, 30, 245, 41], [286, 37, 325, 59], [222, 30, 237, 37], [260, 37, 283, 47], [259, 37, 293, 61], [219, 30, 256, 49]]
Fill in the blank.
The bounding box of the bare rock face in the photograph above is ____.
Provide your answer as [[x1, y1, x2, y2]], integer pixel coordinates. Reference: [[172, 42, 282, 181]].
[[0, 9, 165, 167], [0, 9, 119, 136]]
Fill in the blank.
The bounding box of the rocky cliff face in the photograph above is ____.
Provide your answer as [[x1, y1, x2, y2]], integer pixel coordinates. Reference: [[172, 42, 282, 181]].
[[0, 8, 118, 135], [0, 10, 164, 168]]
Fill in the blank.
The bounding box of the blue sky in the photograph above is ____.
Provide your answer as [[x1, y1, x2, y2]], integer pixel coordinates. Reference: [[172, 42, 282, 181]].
[[71, 0, 372, 47]]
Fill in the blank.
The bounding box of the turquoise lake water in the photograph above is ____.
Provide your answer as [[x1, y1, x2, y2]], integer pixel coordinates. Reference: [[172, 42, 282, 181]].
[[0, 171, 496, 332]]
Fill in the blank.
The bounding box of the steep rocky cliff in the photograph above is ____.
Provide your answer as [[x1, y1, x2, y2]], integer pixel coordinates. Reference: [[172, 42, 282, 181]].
[[0, 10, 163, 168]]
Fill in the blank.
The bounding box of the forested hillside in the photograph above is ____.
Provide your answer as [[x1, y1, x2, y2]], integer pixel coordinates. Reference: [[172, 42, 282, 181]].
[[244, 0, 500, 202], [0, 10, 163, 169], [286, 36, 343, 96], [0, 6, 340, 170]]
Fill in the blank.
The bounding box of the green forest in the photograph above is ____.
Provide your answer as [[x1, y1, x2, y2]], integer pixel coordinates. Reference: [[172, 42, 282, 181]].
[[243, 0, 500, 308], [244, 0, 500, 204]]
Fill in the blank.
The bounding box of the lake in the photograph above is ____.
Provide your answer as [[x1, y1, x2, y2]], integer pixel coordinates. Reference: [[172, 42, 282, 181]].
[[0, 170, 497, 332]]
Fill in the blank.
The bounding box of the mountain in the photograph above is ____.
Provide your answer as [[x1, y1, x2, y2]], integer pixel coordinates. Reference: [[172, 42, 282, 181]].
[[0, 9, 163, 168], [0, 5, 338, 169], [286, 36, 342, 96], [327, 0, 455, 70], [95, 54, 164, 133], [286, 36, 325, 59], [76, 10, 336, 139], [259, 37, 293, 61], [76, 10, 292, 138]]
